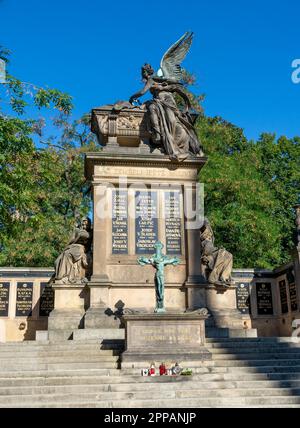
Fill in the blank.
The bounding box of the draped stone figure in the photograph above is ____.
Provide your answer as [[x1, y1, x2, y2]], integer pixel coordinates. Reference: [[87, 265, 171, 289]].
[[129, 32, 203, 161], [53, 218, 92, 284], [200, 219, 234, 287]]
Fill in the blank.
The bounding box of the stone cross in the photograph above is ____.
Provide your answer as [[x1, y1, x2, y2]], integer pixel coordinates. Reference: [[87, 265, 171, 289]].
[[138, 241, 180, 313]]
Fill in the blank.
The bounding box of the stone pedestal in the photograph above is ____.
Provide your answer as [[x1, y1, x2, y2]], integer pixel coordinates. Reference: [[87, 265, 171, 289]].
[[84, 282, 122, 329], [206, 284, 245, 328], [48, 283, 88, 341], [121, 312, 211, 367], [204, 283, 256, 337]]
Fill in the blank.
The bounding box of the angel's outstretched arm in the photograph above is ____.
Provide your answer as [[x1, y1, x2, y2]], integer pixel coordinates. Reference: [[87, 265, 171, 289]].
[[129, 79, 152, 104]]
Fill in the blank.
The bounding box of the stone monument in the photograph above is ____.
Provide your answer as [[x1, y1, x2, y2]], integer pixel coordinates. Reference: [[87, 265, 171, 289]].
[[48, 31, 254, 344]]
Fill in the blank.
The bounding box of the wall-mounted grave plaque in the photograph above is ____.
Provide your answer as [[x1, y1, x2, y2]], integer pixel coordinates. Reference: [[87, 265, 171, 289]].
[[16, 282, 33, 317], [236, 282, 250, 314], [279, 279, 288, 314], [0, 282, 10, 317], [256, 282, 273, 315], [39, 282, 55, 317]]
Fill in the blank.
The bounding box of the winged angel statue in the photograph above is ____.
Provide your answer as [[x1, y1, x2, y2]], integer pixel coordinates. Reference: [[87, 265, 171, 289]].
[[129, 32, 203, 161]]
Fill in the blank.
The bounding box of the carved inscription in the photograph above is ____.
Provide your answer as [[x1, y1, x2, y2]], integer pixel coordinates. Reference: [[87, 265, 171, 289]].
[[135, 191, 158, 254], [39, 282, 54, 317], [112, 190, 128, 254], [279, 279, 288, 314], [256, 282, 273, 315], [16, 282, 33, 317], [236, 282, 250, 314], [95, 165, 197, 180], [164, 191, 182, 255], [130, 325, 201, 346], [0, 282, 10, 317], [287, 270, 298, 311]]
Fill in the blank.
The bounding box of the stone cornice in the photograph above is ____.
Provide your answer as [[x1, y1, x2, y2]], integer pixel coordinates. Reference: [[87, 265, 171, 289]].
[[85, 152, 207, 180]]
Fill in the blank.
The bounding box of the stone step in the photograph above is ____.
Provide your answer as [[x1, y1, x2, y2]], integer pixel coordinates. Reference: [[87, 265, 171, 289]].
[[4, 402, 300, 408], [0, 363, 300, 381], [2, 394, 300, 408], [2, 369, 300, 384], [2, 345, 299, 355], [0, 350, 119, 358], [2, 377, 300, 390], [211, 353, 300, 360], [208, 347, 300, 354], [1, 382, 300, 398], [0, 362, 119, 371], [206, 359, 300, 367], [3, 357, 300, 371], [0, 343, 112, 351], [122, 365, 300, 374], [206, 342, 300, 349], [206, 338, 300, 343], [121, 359, 300, 369], [0, 355, 119, 365], [1, 351, 299, 362]]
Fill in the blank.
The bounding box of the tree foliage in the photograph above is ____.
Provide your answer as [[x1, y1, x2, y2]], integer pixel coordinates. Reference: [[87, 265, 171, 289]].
[[197, 116, 300, 268], [0, 49, 299, 269], [0, 48, 97, 266]]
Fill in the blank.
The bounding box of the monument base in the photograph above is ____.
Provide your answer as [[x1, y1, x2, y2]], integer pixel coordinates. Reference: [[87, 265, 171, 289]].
[[47, 283, 88, 341], [121, 312, 211, 367], [206, 283, 251, 329], [84, 305, 122, 329]]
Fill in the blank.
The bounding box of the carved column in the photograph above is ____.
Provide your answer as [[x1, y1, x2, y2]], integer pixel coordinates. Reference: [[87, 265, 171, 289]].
[[184, 182, 206, 310]]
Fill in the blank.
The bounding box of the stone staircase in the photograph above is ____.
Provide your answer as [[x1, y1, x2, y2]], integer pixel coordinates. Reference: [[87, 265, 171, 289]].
[[1, 337, 300, 407]]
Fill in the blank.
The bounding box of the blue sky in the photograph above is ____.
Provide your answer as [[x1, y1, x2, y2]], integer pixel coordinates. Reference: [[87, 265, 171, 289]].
[[1, 0, 300, 141]]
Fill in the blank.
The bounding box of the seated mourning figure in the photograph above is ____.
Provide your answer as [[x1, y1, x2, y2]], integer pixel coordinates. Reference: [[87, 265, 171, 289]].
[[53, 217, 92, 284], [200, 219, 234, 287]]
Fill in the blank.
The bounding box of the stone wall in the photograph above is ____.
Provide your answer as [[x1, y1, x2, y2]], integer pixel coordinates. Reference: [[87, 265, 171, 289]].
[[0, 268, 53, 341], [234, 263, 300, 336], [0, 263, 299, 341]]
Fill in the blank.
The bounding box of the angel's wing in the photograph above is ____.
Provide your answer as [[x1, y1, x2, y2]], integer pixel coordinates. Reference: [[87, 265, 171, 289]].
[[157, 31, 193, 81]]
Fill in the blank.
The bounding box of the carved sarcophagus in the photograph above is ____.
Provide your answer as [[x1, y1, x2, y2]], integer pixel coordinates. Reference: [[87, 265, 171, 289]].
[[91, 105, 151, 148]]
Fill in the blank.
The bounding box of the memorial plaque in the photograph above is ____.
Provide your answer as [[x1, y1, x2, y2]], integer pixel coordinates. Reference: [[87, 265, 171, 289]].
[[236, 282, 250, 314], [135, 191, 158, 254], [122, 313, 211, 363], [164, 191, 182, 255], [0, 282, 10, 317], [256, 282, 273, 315], [287, 269, 295, 285], [289, 282, 298, 312], [16, 282, 33, 317], [279, 279, 288, 314], [112, 190, 128, 254], [39, 282, 55, 317], [287, 269, 297, 311]]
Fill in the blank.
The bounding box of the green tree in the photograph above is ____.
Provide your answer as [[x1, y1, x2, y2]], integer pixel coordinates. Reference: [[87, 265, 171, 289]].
[[0, 48, 97, 266], [255, 133, 300, 257], [197, 116, 285, 269]]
